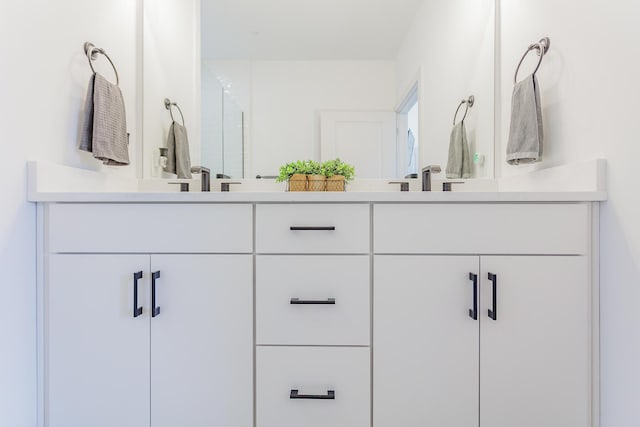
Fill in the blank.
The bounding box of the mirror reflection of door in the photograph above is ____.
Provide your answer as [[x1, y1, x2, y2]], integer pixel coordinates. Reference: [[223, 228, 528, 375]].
[[320, 112, 397, 179]]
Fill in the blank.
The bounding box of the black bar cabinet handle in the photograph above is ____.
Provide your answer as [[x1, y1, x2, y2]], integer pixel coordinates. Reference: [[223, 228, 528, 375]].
[[290, 389, 335, 400], [133, 271, 143, 318], [152, 271, 161, 318], [290, 298, 336, 305], [468, 272, 478, 320], [290, 226, 336, 231], [488, 272, 497, 321]]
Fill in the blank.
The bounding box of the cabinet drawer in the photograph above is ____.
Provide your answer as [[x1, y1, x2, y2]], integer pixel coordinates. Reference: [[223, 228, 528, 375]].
[[256, 347, 370, 427], [256, 204, 369, 253], [256, 256, 370, 346], [48, 203, 253, 253], [374, 203, 589, 255]]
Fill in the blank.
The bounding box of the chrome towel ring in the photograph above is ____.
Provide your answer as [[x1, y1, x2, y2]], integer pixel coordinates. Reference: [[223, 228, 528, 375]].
[[84, 42, 119, 86], [453, 95, 475, 125], [164, 98, 185, 126], [514, 37, 551, 84]]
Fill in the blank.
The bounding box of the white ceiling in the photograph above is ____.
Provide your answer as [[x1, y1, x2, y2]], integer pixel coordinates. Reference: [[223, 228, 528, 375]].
[[201, 0, 424, 60]]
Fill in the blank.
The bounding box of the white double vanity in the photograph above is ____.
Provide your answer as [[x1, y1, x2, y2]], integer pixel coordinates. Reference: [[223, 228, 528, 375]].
[[29, 161, 605, 427]]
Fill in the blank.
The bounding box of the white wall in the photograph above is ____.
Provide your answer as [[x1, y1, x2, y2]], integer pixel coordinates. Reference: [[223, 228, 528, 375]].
[[207, 60, 396, 177], [143, 0, 200, 178], [499, 1, 640, 425], [0, 0, 140, 425], [395, 0, 495, 178]]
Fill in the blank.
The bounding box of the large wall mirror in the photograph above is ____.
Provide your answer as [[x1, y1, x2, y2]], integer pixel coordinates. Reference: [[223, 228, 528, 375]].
[[143, 0, 495, 180]]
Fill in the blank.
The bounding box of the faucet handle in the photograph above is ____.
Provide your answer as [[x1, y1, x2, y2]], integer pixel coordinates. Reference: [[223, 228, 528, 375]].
[[220, 182, 242, 192], [442, 181, 464, 192], [388, 181, 410, 192], [168, 182, 190, 192]]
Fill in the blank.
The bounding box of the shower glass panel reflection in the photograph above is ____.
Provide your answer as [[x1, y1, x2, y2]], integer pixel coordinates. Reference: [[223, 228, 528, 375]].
[[201, 65, 245, 179]]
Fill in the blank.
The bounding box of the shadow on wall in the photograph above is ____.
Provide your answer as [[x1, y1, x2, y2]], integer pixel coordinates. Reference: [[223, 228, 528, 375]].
[[599, 199, 640, 424], [0, 165, 36, 426]]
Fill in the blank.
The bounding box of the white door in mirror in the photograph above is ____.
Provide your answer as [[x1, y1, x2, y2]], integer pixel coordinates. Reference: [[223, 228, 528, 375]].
[[321, 112, 396, 179]]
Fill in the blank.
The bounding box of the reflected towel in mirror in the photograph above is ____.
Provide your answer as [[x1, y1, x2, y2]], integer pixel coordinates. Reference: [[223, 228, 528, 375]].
[[446, 121, 471, 179], [165, 121, 192, 179]]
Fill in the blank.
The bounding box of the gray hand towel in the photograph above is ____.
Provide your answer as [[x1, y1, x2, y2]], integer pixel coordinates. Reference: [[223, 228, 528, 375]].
[[79, 73, 130, 166], [165, 121, 192, 179], [446, 121, 471, 179], [506, 74, 543, 165]]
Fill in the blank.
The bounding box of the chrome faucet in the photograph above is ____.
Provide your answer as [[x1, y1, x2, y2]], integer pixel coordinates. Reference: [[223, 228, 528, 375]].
[[421, 165, 442, 191], [190, 166, 211, 192]]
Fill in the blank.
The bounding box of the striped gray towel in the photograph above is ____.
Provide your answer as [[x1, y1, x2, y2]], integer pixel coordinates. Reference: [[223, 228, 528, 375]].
[[79, 73, 130, 166], [165, 121, 192, 179]]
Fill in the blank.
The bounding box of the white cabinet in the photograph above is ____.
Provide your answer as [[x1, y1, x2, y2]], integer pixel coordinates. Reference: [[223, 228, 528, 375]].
[[256, 256, 370, 346], [256, 204, 370, 254], [256, 347, 370, 427], [47, 254, 253, 427], [374, 256, 480, 427], [40, 200, 596, 427], [150, 255, 253, 427], [43, 203, 254, 427], [48, 255, 151, 427], [480, 256, 590, 427], [255, 204, 371, 427], [373, 202, 594, 427], [374, 255, 590, 427], [374, 203, 588, 255]]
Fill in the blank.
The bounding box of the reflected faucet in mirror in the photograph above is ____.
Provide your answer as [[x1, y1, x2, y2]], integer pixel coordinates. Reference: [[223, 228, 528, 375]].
[[191, 166, 211, 192], [422, 165, 442, 191]]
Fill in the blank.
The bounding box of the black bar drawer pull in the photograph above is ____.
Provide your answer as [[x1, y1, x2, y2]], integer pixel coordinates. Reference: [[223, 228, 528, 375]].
[[290, 298, 336, 305], [152, 271, 161, 318], [290, 389, 335, 400], [290, 226, 336, 231], [488, 272, 497, 321], [133, 271, 143, 318], [468, 272, 478, 320]]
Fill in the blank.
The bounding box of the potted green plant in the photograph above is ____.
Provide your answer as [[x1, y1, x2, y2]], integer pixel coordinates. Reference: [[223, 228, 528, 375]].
[[322, 158, 355, 191], [305, 160, 326, 191], [276, 160, 324, 191]]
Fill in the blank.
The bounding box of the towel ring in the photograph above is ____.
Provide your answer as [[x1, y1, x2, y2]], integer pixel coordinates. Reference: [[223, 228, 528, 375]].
[[164, 98, 185, 126], [514, 37, 550, 84], [453, 95, 475, 125], [84, 42, 120, 86]]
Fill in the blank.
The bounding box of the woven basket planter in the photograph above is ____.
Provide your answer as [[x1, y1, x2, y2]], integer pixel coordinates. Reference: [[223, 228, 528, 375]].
[[288, 174, 307, 192], [326, 175, 345, 192], [307, 175, 327, 191]]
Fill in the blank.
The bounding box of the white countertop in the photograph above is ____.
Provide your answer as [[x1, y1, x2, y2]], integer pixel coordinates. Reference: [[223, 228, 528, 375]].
[[27, 160, 608, 203], [29, 190, 606, 203]]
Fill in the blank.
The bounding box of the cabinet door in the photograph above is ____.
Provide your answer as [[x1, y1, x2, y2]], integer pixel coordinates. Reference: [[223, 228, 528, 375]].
[[48, 254, 150, 427], [480, 256, 590, 427], [374, 256, 480, 427], [150, 255, 253, 427]]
